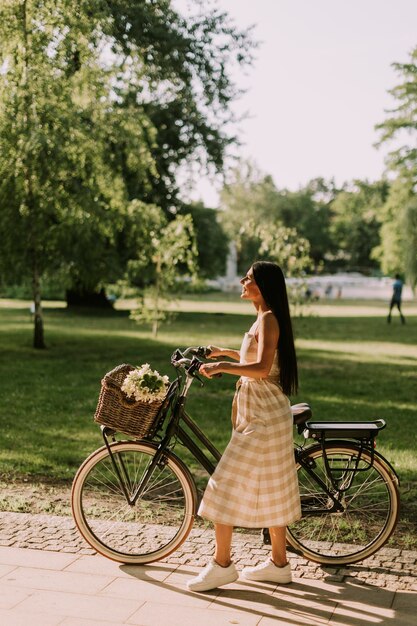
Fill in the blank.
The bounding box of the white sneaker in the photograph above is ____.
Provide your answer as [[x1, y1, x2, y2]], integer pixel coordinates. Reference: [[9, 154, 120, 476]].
[[242, 559, 292, 584], [187, 559, 238, 592]]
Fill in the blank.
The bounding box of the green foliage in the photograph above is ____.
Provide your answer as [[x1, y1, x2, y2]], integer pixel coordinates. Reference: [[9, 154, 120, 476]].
[[330, 180, 389, 270], [219, 162, 317, 274], [372, 177, 414, 277], [129, 213, 198, 336], [220, 160, 414, 279], [181, 202, 229, 278], [375, 46, 417, 285], [403, 199, 417, 289], [375, 45, 417, 180], [246, 222, 312, 311], [280, 186, 335, 267], [0, 0, 254, 344]]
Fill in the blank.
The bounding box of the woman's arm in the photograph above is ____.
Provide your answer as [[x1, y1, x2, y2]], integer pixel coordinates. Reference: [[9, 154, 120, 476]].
[[206, 345, 240, 361], [200, 312, 279, 379]]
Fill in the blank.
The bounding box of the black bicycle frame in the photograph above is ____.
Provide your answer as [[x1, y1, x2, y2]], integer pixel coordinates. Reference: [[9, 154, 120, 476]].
[[296, 448, 345, 514], [100, 367, 384, 519], [100, 377, 223, 505], [295, 437, 380, 515], [177, 411, 222, 474]]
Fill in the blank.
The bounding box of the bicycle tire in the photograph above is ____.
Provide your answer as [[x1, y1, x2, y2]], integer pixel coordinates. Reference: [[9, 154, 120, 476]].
[[287, 442, 399, 565], [71, 441, 198, 564]]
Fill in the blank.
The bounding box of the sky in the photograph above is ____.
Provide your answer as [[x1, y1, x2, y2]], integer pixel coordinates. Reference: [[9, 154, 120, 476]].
[[176, 0, 417, 206]]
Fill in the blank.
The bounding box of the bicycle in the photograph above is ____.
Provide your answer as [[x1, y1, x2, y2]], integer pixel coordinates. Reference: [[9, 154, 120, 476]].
[[71, 346, 400, 567]]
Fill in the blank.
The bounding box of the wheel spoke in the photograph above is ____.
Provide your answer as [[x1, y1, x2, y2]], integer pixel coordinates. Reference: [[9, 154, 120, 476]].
[[72, 443, 195, 563], [289, 444, 398, 564]]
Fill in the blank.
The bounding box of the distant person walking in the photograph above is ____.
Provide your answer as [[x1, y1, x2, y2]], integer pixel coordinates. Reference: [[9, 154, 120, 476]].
[[387, 274, 405, 324]]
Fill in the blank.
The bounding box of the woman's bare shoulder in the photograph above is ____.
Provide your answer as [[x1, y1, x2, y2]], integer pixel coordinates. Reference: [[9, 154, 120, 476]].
[[259, 310, 279, 332], [260, 310, 277, 323]]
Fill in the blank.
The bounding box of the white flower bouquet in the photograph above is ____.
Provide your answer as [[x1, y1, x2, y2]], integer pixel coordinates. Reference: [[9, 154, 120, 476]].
[[121, 364, 169, 404]]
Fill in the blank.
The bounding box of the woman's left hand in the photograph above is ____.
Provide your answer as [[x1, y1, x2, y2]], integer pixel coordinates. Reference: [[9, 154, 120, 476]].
[[199, 362, 222, 379]]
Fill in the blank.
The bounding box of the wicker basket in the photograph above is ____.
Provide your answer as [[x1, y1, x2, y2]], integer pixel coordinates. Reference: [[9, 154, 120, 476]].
[[94, 364, 165, 438]]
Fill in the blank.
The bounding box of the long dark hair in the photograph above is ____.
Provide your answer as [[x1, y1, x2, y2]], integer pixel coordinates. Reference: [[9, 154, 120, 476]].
[[252, 261, 298, 396]]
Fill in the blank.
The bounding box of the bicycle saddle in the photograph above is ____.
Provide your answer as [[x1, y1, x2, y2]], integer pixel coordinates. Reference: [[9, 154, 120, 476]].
[[291, 403, 312, 433]]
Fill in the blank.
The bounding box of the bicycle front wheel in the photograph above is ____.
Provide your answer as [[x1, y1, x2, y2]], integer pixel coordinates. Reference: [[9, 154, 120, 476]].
[[72, 441, 197, 564], [287, 443, 399, 565]]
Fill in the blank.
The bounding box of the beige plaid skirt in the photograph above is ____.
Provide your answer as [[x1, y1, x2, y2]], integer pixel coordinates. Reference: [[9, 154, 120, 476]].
[[198, 378, 301, 527]]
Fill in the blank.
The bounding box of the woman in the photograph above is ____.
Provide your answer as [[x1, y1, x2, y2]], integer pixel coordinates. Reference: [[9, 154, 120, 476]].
[[187, 261, 301, 592]]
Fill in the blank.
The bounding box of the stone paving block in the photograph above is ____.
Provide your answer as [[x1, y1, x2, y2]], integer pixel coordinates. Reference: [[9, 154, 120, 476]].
[[0, 607, 63, 625], [79, 548, 96, 555], [59, 617, 127, 626], [0, 546, 79, 570], [100, 576, 215, 607], [392, 589, 417, 611], [0, 563, 17, 577], [65, 554, 175, 582], [15, 589, 143, 622], [0, 511, 417, 591], [2, 565, 116, 594], [324, 575, 345, 583], [398, 555, 417, 564], [328, 602, 396, 625], [127, 601, 260, 626], [379, 547, 403, 555], [331, 582, 395, 608], [60, 546, 80, 553], [400, 551, 417, 560], [164, 564, 223, 587], [258, 615, 328, 625], [0, 582, 31, 609], [209, 580, 334, 625], [1, 539, 16, 546]]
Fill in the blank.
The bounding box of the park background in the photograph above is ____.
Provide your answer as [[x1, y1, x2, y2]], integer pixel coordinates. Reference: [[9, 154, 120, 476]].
[[0, 1, 416, 549]]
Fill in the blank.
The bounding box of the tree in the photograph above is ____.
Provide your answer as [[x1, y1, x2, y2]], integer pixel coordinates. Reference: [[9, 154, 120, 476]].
[[403, 199, 417, 289], [0, 1, 253, 346], [219, 163, 332, 272], [129, 213, 198, 337], [375, 46, 417, 285], [219, 162, 313, 291], [375, 45, 417, 181], [67, 0, 254, 294], [101, 0, 255, 209], [329, 180, 389, 271], [0, 1, 159, 344], [255, 224, 312, 277], [181, 202, 229, 279], [372, 177, 415, 278]]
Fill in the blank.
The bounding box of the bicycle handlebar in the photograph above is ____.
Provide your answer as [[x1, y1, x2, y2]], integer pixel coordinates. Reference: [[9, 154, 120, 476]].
[[170, 346, 222, 379], [171, 346, 207, 369]]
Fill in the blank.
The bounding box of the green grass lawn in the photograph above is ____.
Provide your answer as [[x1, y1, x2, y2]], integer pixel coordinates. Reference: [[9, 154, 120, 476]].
[[0, 295, 416, 546]]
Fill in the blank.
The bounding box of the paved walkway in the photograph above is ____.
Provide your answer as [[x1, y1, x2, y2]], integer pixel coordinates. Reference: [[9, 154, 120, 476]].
[[0, 511, 416, 625]]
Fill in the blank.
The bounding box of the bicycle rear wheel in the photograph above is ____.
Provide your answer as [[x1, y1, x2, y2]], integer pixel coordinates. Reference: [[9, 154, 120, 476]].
[[287, 443, 399, 565], [72, 441, 197, 564]]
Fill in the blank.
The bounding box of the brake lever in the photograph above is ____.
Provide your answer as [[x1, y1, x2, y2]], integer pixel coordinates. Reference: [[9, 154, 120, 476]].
[[187, 356, 204, 376], [194, 373, 205, 387]]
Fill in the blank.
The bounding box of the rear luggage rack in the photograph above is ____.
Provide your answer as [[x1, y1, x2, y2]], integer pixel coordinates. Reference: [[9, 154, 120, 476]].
[[305, 419, 386, 441]]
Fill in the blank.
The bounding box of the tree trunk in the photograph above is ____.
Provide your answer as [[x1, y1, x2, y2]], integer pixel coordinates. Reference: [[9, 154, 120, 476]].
[[21, 0, 45, 349], [152, 260, 161, 338], [32, 266, 45, 349]]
